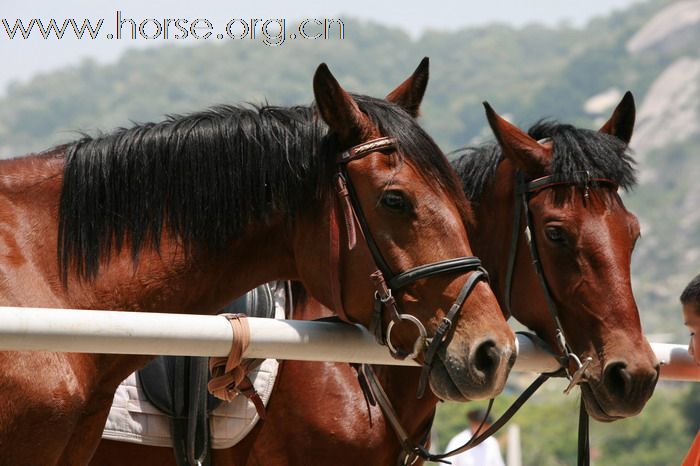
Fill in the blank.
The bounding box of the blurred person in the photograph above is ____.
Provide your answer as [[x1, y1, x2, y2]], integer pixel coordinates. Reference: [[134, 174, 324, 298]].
[[444, 408, 505, 466]]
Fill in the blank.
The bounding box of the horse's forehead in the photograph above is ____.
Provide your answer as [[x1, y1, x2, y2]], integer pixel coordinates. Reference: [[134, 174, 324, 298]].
[[536, 189, 630, 223], [364, 153, 428, 188]]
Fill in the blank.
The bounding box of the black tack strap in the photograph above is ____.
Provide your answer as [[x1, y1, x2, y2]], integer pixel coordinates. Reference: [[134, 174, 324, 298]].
[[578, 399, 590, 466], [416, 268, 488, 399]]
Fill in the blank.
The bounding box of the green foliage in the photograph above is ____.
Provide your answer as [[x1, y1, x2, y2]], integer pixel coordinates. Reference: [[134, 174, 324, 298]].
[[595, 384, 693, 466], [681, 378, 700, 435], [432, 383, 696, 466]]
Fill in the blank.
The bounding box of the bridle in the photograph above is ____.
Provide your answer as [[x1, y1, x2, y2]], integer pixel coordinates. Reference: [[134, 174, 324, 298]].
[[328, 135, 489, 398], [505, 167, 618, 389], [500, 160, 618, 466], [352, 142, 620, 465]]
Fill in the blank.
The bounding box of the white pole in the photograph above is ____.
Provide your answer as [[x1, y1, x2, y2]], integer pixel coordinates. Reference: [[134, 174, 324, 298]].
[[0, 306, 558, 368], [506, 424, 522, 466], [653, 342, 699, 381], [0, 306, 698, 380]]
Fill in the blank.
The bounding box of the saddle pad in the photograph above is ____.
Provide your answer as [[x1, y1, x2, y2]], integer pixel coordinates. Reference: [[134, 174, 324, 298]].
[[102, 286, 286, 449]]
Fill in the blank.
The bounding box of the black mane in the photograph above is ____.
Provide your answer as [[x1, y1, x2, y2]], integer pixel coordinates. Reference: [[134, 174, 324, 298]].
[[58, 95, 462, 280], [451, 120, 637, 201]]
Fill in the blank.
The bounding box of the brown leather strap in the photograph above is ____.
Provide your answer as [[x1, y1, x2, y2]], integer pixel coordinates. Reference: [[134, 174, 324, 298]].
[[329, 195, 349, 322], [237, 377, 267, 419], [207, 314, 254, 400], [328, 172, 362, 322], [370, 270, 401, 324], [335, 174, 357, 250], [337, 137, 396, 163]]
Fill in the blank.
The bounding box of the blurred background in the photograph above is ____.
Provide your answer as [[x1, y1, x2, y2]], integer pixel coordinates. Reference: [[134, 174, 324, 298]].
[[1, 0, 698, 464]]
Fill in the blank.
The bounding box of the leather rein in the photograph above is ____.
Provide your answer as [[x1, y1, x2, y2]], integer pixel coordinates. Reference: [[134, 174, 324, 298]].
[[329, 136, 489, 399], [355, 152, 619, 465]]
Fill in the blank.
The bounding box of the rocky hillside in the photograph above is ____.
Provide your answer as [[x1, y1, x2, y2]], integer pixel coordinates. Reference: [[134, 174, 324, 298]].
[[619, 0, 700, 338]]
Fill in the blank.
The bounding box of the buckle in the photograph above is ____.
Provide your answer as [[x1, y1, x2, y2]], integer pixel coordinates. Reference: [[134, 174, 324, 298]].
[[563, 354, 592, 395]]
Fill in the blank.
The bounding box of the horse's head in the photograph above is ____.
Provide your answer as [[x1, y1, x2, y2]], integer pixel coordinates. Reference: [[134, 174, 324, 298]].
[[481, 94, 658, 421], [295, 60, 515, 402]]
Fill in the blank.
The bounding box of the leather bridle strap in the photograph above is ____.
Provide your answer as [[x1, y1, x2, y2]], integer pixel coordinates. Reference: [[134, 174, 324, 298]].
[[503, 178, 522, 316], [505, 169, 617, 466], [578, 398, 590, 466], [388, 257, 483, 290], [433, 373, 551, 460], [328, 137, 397, 322], [416, 266, 488, 399], [358, 364, 418, 458], [508, 170, 618, 362], [517, 173, 619, 197], [330, 136, 488, 377]]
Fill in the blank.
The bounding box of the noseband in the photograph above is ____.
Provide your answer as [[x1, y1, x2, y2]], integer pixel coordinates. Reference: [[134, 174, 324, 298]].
[[329, 136, 488, 398]]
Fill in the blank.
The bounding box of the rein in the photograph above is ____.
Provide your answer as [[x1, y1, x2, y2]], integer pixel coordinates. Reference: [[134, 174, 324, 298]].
[[329, 136, 489, 398], [355, 356, 556, 465]]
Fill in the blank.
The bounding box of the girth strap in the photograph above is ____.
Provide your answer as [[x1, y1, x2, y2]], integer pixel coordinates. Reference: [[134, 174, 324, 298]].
[[169, 357, 211, 466]]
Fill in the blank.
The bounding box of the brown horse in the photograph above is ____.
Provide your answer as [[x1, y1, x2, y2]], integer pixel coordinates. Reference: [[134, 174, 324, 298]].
[[91, 92, 659, 466], [0, 61, 515, 465], [227, 93, 658, 465], [467, 95, 659, 421]]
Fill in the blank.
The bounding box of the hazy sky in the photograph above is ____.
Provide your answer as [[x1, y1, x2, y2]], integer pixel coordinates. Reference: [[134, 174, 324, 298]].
[[0, 0, 641, 94]]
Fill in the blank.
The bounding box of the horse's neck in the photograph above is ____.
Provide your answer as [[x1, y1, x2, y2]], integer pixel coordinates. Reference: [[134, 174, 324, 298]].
[[372, 365, 439, 441], [0, 153, 68, 307], [65, 219, 296, 316], [292, 294, 438, 444]]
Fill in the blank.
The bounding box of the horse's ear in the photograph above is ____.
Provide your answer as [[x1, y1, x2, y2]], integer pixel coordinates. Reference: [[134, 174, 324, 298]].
[[313, 63, 369, 144], [599, 91, 635, 145], [483, 102, 549, 178], [385, 57, 429, 117]]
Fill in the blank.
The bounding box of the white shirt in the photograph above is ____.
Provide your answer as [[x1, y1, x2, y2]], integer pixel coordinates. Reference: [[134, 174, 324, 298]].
[[444, 428, 505, 466]]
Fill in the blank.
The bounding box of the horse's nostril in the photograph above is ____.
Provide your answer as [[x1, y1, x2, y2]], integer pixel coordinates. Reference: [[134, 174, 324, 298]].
[[472, 339, 501, 378], [604, 361, 632, 399]]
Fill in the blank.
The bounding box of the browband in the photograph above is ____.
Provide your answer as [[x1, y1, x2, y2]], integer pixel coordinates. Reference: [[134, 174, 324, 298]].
[[337, 136, 396, 163], [516, 174, 618, 195]]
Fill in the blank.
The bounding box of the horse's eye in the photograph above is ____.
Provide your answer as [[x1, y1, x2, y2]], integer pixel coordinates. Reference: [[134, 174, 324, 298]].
[[380, 190, 410, 213], [544, 226, 568, 246]]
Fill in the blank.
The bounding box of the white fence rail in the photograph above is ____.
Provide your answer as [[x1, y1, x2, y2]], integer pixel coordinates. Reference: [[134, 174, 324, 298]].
[[0, 306, 698, 381]]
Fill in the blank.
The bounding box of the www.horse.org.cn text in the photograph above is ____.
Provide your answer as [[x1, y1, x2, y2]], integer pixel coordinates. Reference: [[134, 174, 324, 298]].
[[0, 11, 346, 46]]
